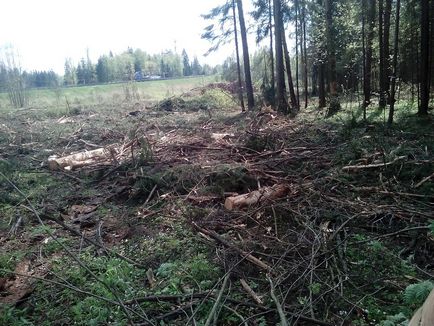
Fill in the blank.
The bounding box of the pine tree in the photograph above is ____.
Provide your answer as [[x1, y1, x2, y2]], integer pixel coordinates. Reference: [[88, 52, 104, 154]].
[[273, 0, 289, 114], [191, 57, 203, 75], [362, 0, 376, 118], [325, 0, 340, 114], [419, 0, 430, 115], [96, 56, 109, 84], [236, 0, 255, 110], [182, 49, 192, 76], [64, 58, 76, 86]]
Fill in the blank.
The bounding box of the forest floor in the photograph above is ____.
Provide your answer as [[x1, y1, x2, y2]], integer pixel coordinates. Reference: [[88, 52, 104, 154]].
[[0, 85, 433, 325]]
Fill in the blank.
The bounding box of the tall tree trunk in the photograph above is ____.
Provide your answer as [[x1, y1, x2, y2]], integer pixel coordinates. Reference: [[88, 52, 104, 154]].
[[378, 0, 386, 108], [430, 0, 434, 97], [273, 0, 289, 114], [419, 0, 430, 115], [383, 0, 392, 103], [232, 0, 245, 112], [282, 31, 298, 111], [387, 0, 401, 125], [311, 64, 318, 97], [318, 62, 326, 108], [295, 0, 300, 108], [236, 0, 255, 110], [363, 0, 376, 118], [325, 0, 340, 113], [362, 0, 366, 118], [431, 0, 434, 96], [302, 0, 309, 109], [268, 0, 275, 100]]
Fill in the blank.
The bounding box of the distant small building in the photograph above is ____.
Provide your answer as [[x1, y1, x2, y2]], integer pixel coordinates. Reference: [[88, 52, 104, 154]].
[[134, 72, 162, 82], [134, 71, 144, 81]]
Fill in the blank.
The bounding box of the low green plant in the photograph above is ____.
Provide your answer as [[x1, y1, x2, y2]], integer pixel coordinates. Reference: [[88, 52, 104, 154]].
[[404, 281, 434, 308], [0, 251, 26, 277]]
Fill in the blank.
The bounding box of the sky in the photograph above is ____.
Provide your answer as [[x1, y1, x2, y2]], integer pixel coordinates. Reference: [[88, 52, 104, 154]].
[[0, 0, 255, 75]]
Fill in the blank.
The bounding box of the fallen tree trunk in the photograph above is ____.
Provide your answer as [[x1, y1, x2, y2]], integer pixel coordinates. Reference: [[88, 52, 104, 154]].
[[224, 184, 289, 211]]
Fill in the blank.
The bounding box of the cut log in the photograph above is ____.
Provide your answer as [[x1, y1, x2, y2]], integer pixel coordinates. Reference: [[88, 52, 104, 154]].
[[409, 288, 434, 326], [224, 184, 289, 211], [48, 147, 118, 171]]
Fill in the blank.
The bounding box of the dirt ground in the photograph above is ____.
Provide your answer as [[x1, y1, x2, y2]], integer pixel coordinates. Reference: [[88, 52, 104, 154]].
[[1, 90, 433, 325]]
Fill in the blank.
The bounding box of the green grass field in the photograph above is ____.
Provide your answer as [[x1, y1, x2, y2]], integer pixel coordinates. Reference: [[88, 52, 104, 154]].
[[0, 75, 219, 112]]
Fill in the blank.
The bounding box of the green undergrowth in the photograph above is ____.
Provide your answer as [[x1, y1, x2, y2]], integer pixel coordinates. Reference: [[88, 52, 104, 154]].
[[345, 235, 417, 323], [1, 217, 221, 325], [133, 164, 257, 199], [156, 88, 236, 113]]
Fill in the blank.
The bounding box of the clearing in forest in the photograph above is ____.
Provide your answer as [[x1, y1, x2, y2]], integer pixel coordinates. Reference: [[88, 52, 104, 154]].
[[0, 82, 433, 325]]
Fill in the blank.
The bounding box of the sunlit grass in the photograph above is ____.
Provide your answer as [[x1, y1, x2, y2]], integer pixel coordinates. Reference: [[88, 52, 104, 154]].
[[0, 75, 219, 111]]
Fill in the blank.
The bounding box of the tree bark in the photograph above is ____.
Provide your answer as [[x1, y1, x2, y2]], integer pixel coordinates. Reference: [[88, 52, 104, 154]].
[[325, 0, 340, 113], [273, 0, 289, 114], [363, 0, 376, 117], [282, 31, 298, 111], [387, 0, 401, 125], [268, 0, 275, 99], [419, 0, 430, 115], [383, 0, 392, 103], [378, 0, 386, 108], [295, 0, 300, 108], [232, 0, 245, 112], [302, 0, 309, 109], [236, 0, 255, 110], [311, 64, 318, 97], [318, 63, 326, 108]]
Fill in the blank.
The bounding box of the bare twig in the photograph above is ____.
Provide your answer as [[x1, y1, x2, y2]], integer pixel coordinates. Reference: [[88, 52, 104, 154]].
[[342, 156, 406, 172], [268, 275, 289, 326], [192, 222, 271, 272], [204, 274, 229, 326], [240, 278, 263, 305], [414, 172, 434, 188]]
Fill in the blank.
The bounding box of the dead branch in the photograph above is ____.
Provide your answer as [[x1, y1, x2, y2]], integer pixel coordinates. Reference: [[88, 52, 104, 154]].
[[268, 275, 289, 326], [342, 156, 406, 172], [240, 278, 263, 305], [192, 222, 271, 272], [204, 274, 229, 326], [415, 172, 434, 188], [41, 214, 144, 268]]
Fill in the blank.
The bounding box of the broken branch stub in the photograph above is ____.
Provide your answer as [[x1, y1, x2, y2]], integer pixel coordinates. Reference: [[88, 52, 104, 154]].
[[224, 184, 289, 211]]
